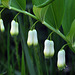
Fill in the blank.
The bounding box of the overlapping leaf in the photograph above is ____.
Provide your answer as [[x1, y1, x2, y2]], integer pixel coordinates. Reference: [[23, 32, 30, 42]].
[[33, 5, 49, 22], [32, 0, 54, 7], [66, 20, 75, 50], [1, 0, 26, 10], [45, 0, 65, 28], [32, 0, 54, 22], [62, 0, 75, 35], [10, 0, 26, 10], [62, 0, 75, 51], [1, 0, 9, 7]]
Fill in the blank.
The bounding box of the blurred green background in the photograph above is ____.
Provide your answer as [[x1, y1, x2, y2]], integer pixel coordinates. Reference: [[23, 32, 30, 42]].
[[0, 0, 75, 75]]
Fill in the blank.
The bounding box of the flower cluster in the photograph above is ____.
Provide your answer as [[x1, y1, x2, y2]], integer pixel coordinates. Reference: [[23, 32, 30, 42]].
[[0, 18, 66, 70], [27, 28, 66, 70], [0, 19, 5, 32], [27, 29, 38, 46], [43, 37, 66, 70]]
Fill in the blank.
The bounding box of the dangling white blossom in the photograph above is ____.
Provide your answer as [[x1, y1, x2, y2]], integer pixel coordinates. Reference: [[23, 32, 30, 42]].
[[27, 30, 33, 46], [27, 29, 38, 46], [0, 19, 5, 32], [57, 49, 66, 70], [33, 29, 38, 46], [10, 20, 19, 36], [44, 39, 54, 58]]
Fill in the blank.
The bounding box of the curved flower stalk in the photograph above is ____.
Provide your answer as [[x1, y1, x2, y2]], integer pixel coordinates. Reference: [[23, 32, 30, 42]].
[[27, 29, 38, 46], [57, 49, 66, 70], [44, 39, 54, 58], [0, 19, 5, 32], [10, 20, 19, 36]]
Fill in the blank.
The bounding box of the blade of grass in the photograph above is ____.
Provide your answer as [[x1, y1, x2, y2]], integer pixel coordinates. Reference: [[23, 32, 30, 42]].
[[18, 16, 36, 75], [21, 50, 26, 75], [14, 37, 20, 71], [45, 60, 49, 75], [11, 49, 15, 75], [33, 45, 43, 75], [7, 24, 10, 75]]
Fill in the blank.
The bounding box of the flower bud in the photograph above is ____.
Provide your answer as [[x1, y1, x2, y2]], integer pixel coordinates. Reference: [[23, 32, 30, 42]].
[[33, 29, 38, 46], [44, 39, 54, 58], [57, 50, 66, 70], [0, 19, 5, 32], [10, 20, 19, 36], [27, 30, 33, 46]]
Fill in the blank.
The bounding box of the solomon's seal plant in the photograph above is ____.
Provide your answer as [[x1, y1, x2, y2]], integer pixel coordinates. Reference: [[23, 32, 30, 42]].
[[0, 0, 75, 75]]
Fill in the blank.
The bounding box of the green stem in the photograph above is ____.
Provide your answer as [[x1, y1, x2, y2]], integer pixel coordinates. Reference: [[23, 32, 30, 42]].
[[11, 49, 15, 75], [28, 8, 33, 28], [30, 20, 38, 30], [7, 24, 10, 75], [50, 58, 53, 75], [0, 8, 5, 13], [21, 50, 26, 75], [61, 43, 70, 50], [33, 46, 43, 75], [0, 8, 5, 18], [47, 31, 54, 40], [45, 60, 49, 75], [13, 12, 20, 20], [9, 7, 75, 53], [10, 6, 37, 20], [14, 37, 20, 71]]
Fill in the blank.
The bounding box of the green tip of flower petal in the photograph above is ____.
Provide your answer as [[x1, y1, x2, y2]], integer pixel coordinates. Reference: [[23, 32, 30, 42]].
[[44, 53, 54, 59], [10, 32, 19, 36], [1, 27, 5, 32], [1, 29, 5, 32], [33, 42, 38, 46], [57, 64, 66, 70], [27, 42, 32, 46]]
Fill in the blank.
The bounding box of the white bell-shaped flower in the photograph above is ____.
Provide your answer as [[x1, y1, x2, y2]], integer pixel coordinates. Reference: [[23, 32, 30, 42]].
[[0, 19, 5, 32], [10, 20, 19, 36], [44, 39, 54, 58], [33, 29, 38, 46], [27, 30, 33, 46], [57, 50, 66, 70]]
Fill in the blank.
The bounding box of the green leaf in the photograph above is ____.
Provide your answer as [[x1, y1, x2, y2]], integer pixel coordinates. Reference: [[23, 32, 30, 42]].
[[1, 0, 26, 10], [32, 0, 54, 8], [33, 5, 49, 22], [21, 50, 26, 75], [68, 20, 75, 36], [66, 20, 75, 50], [45, 0, 65, 29], [10, 0, 26, 10], [1, 0, 9, 7], [62, 0, 75, 35]]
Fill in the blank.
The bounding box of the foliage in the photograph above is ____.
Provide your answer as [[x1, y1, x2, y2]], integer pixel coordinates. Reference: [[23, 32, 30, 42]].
[[0, 0, 75, 75]]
